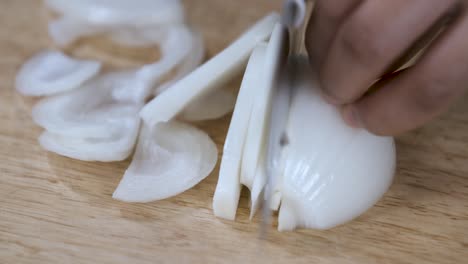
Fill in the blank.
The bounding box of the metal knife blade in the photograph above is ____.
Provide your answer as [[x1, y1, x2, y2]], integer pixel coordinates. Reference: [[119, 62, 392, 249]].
[[259, 0, 309, 237]]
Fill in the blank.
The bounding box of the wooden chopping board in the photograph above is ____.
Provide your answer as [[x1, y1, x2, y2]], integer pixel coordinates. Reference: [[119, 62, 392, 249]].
[[1, 1, 467, 263]]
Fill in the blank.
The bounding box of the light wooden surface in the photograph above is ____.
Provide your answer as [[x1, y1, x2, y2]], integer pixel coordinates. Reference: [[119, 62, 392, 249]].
[[1, 1, 468, 263]]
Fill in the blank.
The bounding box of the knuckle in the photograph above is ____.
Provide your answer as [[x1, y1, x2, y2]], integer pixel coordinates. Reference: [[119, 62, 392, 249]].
[[338, 18, 382, 68]]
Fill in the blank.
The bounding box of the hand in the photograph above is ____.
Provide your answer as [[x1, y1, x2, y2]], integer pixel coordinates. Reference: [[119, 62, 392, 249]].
[[306, 0, 468, 136]]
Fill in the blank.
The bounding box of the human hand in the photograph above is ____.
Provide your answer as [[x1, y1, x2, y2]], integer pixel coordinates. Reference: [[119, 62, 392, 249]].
[[306, 0, 468, 135]]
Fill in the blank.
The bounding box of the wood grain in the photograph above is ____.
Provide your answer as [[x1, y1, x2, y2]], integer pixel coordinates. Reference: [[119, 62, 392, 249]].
[[1, 0, 468, 263]]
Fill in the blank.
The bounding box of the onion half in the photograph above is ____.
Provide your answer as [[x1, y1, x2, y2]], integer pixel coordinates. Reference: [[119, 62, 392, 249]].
[[212, 31, 396, 230], [277, 58, 396, 231]]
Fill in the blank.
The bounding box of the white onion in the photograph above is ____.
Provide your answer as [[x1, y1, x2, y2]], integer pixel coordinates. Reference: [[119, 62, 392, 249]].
[[213, 33, 395, 230], [16, 50, 101, 96], [140, 13, 281, 127], [212, 44, 267, 220], [276, 58, 396, 231], [112, 121, 218, 202]]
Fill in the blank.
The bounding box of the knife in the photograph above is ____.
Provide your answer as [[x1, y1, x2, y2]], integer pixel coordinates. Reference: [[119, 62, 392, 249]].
[[259, 0, 310, 237]]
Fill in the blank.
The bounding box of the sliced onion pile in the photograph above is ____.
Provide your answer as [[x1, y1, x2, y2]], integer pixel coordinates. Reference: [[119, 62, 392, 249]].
[[17, 0, 397, 231], [16, 1, 248, 201]]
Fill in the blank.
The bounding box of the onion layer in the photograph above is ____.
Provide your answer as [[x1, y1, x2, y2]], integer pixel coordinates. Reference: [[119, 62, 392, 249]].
[[113, 121, 218, 202], [212, 44, 267, 220], [16, 50, 101, 96], [111, 26, 197, 104], [39, 118, 140, 162]]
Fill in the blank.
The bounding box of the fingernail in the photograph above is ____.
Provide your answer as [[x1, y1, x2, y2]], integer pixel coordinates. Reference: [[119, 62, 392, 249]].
[[341, 105, 362, 128]]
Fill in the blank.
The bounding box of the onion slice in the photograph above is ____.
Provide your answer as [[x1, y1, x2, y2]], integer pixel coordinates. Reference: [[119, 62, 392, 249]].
[[162, 29, 236, 122], [112, 121, 218, 202], [111, 26, 196, 104], [16, 50, 101, 96], [155, 29, 205, 95], [39, 117, 140, 162], [179, 89, 236, 121], [212, 44, 267, 220], [32, 72, 142, 161], [139, 13, 280, 127], [32, 72, 141, 138]]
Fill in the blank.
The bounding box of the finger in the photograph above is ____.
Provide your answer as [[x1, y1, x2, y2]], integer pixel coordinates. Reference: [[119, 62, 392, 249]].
[[343, 14, 468, 136], [305, 0, 362, 68], [320, 0, 460, 105]]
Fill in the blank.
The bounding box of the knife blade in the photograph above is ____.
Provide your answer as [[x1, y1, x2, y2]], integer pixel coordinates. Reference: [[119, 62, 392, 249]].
[[259, 0, 310, 237]]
